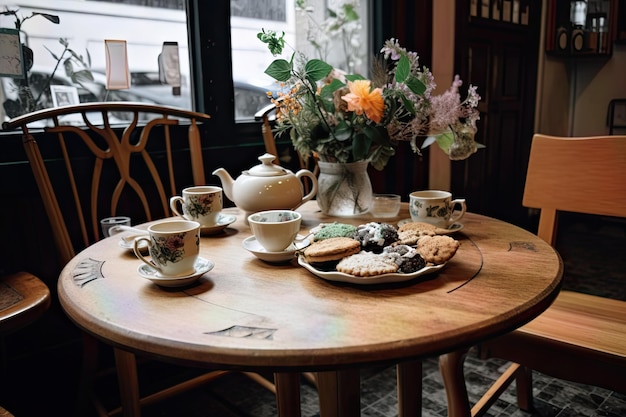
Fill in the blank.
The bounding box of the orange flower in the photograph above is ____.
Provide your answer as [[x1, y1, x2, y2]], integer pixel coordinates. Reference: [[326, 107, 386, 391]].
[[341, 80, 384, 124]]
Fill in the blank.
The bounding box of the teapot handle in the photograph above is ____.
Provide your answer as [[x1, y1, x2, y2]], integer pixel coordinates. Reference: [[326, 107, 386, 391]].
[[292, 169, 318, 209]]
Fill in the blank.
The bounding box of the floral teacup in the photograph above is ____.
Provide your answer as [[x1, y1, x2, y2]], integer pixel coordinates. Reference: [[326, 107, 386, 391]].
[[409, 190, 466, 229], [170, 186, 222, 228], [133, 220, 200, 277]]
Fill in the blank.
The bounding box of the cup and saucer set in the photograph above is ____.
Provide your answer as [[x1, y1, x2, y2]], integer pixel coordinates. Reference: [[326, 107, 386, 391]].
[[242, 210, 311, 264], [397, 190, 467, 234], [105, 186, 234, 287]]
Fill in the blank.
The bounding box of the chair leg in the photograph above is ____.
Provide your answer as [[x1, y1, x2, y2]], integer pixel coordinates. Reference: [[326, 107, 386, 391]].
[[439, 349, 471, 417], [73, 333, 100, 417], [397, 360, 422, 417], [515, 366, 533, 411]]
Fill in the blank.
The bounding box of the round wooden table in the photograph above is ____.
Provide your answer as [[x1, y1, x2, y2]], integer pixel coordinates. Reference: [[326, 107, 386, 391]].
[[58, 201, 562, 417]]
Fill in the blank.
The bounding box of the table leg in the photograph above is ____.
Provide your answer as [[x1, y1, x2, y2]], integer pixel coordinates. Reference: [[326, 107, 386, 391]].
[[439, 349, 471, 417], [273, 372, 301, 417], [397, 360, 422, 417], [315, 369, 360, 417], [113, 348, 141, 417]]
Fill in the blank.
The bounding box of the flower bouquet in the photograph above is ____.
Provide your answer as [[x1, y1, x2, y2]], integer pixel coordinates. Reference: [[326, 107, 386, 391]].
[[258, 32, 483, 171]]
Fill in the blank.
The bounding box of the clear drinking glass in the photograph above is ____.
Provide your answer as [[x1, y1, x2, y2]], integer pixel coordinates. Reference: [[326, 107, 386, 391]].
[[100, 216, 131, 238]]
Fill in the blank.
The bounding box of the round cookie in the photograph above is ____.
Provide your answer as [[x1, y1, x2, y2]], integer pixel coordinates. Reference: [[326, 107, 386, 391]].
[[415, 235, 460, 264], [303, 237, 361, 265], [396, 222, 449, 245], [336, 251, 400, 277], [311, 222, 357, 241]]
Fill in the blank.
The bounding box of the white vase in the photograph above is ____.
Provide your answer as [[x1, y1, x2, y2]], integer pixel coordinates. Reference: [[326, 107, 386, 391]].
[[316, 160, 373, 217]]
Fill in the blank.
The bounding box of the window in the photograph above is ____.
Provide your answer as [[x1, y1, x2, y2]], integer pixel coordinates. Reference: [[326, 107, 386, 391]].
[[1, 0, 369, 125]]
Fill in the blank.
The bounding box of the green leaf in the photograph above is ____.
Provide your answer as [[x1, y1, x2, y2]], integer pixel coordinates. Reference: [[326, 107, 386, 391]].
[[344, 74, 365, 82], [405, 76, 426, 95], [400, 93, 415, 115], [305, 59, 332, 82], [321, 78, 345, 94], [352, 132, 372, 161], [434, 131, 456, 155], [343, 4, 359, 22], [395, 55, 410, 83], [334, 120, 353, 141], [370, 145, 395, 171], [265, 59, 292, 81]]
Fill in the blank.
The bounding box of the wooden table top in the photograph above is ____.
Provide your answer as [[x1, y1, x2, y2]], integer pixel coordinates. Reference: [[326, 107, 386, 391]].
[[58, 201, 563, 372]]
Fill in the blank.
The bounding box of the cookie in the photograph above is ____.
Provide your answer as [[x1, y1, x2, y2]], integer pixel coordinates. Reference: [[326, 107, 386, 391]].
[[395, 221, 451, 245], [303, 237, 361, 265], [383, 244, 426, 273], [415, 235, 460, 264], [312, 222, 357, 241], [353, 222, 399, 253], [336, 251, 400, 277]]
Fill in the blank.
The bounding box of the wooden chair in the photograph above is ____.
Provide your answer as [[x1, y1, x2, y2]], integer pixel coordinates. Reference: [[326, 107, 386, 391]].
[[461, 134, 626, 416], [1, 102, 235, 416], [1, 271, 51, 417]]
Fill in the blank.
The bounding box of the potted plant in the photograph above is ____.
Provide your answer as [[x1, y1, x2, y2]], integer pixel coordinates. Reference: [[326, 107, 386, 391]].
[[1, 8, 93, 119]]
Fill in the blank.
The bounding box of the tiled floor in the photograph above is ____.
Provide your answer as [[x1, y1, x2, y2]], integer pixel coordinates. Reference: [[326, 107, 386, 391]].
[[2, 213, 625, 417]]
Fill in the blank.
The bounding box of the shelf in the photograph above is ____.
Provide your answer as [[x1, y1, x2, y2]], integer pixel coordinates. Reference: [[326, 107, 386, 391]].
[[546, 0, 618, 57]]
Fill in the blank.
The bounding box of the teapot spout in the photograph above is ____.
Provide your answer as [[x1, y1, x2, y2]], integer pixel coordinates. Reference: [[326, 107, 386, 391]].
[[212, 168, 235, 201]]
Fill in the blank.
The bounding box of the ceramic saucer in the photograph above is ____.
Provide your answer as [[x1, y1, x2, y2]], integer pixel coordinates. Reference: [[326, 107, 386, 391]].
[[201, 214, 237, 235], [242, 235, 311, 263], [118, 237, 149, 251], [396, 219, 464, 234], [137, 257, 214, 287]]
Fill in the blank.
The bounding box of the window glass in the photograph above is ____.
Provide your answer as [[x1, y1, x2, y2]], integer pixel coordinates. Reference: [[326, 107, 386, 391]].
[[1, 0, 368, 124], [231, 0, 370, 98], [0, 0, 190, 123]]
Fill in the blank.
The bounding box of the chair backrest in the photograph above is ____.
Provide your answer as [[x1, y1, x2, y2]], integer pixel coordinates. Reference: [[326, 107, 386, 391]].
[[523, 133, 626, 245], [3, 102, 211, 265]]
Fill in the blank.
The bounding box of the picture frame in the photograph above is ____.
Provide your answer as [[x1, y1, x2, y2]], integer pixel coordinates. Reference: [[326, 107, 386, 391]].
[[0, 28, 26, 78], [50, 85, 80, 108]]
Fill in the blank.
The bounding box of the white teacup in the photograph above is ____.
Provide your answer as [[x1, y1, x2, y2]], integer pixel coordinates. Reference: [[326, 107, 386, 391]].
[[170, 186, 223, 227], [409, 190, 466, 228], [133, 220, 200, 277], [247, 210, 302, 252]]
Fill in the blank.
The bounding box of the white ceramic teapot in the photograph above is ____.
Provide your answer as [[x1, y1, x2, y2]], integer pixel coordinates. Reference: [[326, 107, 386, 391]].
[[212, 153, 318, 214]]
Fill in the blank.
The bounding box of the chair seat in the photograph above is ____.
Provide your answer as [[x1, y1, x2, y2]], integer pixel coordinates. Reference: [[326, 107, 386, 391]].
[[482, 290, 626, 392], [0, 272, 51, 335], [518, 291, 626, 358]]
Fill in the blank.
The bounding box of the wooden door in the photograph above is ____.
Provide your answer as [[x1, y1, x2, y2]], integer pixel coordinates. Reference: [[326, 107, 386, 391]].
[[451, 0, 542, 228]]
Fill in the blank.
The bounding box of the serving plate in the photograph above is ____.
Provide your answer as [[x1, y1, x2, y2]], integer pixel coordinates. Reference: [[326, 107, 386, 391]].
[[297, 255, 445, 285], [137, 257, 214, 287]]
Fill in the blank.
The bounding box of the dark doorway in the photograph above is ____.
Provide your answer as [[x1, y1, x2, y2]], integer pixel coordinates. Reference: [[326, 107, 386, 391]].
[[452, 0, 542, 229]]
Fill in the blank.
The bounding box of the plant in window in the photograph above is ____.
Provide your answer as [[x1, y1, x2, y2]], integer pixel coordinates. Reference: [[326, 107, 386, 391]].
[[1, 8, 93, 118], [258, 31, 483, 171], [295, 0, 363, 74]]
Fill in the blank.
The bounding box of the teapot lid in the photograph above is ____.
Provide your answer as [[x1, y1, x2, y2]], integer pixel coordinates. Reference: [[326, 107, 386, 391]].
[[246, 153, 289, 177]]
